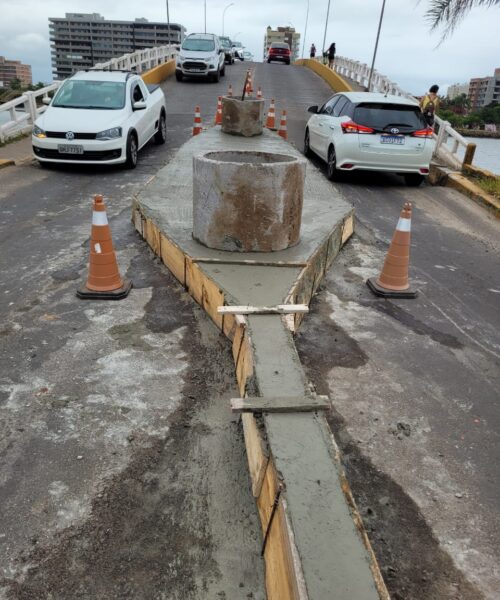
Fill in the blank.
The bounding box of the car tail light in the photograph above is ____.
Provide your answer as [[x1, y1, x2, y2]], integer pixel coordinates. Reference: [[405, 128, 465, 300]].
[[341, 120, 375, 134], [340, 163, 354, 169], [419, 168, 429, 174], [412, 128, 434, 138]]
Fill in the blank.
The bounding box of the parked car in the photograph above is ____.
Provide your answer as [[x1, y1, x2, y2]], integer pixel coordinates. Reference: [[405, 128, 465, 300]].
[[231, 41, 245, 61], [267, 42, 291, 65], [176, 33, 225, 82], [304, 92, 435, 186], [242, 51, 254, 62], [32, 70, 167, 168], [219, 36, 235, 64]]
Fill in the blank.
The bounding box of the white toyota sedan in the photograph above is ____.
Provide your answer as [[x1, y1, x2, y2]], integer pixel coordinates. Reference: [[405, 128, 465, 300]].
[[304, 92, 435, 186], [32, 70, 167, 168]]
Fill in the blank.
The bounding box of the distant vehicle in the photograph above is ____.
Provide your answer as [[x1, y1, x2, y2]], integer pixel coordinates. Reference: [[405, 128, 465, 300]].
[[231, 41, 245, 61], [176, 33, 225, 82], [242, 51, 254, 61], [304, 92, 435, 186], [219, 36, 236, 64], [267, 42, 291, 65], [32, 70, 167, 169]]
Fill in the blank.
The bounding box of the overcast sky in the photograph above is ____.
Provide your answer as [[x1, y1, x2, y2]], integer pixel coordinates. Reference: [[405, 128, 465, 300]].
[[0, 0, 498, 94]]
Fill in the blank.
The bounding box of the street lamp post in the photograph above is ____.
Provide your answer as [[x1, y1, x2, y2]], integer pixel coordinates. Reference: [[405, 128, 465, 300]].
[[165, 0, 171, 46], [367, 0, 387, 91], [222, 3, 234, 37], [204, 1, 207, 34], [322, 0, 331, 58], [302, 0, 310, 59]]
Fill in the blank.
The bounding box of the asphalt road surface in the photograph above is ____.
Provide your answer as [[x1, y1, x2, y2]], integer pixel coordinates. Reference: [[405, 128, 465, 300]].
[[0, 60, 499, 599]]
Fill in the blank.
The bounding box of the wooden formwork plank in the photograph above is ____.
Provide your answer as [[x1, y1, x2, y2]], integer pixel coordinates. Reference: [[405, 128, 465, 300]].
[[233, 325, 254, 397], [144, 218, 161, 256], [257, 461, 301, 600], [232, 395, 331, 413], [342, 213, 355, 245], [242, 413, 269, 498], [160, 233, 186, 286], [185, 259, 225, 330], [132, 207, 144, 236]]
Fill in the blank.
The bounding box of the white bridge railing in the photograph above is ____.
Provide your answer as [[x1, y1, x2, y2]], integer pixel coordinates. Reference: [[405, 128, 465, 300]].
[[0, 44, 178, 144], [333, 55, 475, 170]]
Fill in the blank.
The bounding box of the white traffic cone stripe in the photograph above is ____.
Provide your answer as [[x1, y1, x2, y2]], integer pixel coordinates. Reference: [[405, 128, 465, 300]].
[[397, 218, 411, 232], [92, 211, 109, 226]]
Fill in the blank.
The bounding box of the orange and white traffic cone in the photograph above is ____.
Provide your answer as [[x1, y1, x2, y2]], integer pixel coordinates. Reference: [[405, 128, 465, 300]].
[[256, 86, 263, 99], [367, 202, 418, 298], [245, 78, 252, 97], [266, 99, 276, 129], [248, 70, 254, 93], [278, 110, 288, 140], [227, 83, 233, 97], [192, 105, 202, 136], [214, 96, 223, 125], [77, 195, 132, 300]]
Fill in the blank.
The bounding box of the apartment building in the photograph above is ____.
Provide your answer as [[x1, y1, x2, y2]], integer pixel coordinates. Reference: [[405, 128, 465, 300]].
[[0, 56, 32, 86], [468, 67, 500, 109], [263, 26, 300, 61], [447, 82, 468, 100], [49, 13, 186, 80]]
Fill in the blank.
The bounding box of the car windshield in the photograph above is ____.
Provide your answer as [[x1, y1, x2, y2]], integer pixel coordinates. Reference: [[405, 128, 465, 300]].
[[271, 43, 289, 49], [52, 80, 126, 109], [354, 103, 427, 130], [182, 38, 215, 52]]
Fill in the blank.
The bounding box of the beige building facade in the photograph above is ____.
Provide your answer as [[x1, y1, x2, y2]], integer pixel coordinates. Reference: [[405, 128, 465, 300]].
[[0, 56, 32, 87]]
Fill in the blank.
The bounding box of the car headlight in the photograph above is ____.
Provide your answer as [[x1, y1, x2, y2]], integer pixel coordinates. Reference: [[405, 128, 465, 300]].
[[32, 125, 46, 139], [96, 127, 122, 141]]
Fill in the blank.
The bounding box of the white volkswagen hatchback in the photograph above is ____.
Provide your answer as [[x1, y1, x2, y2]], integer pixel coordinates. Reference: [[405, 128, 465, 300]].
[[304, 92, 434, 186]]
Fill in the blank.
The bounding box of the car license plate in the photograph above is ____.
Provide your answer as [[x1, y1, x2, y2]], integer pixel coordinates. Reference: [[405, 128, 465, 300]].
[[380, 135, 405, 145], [58, 144, 84, 154]]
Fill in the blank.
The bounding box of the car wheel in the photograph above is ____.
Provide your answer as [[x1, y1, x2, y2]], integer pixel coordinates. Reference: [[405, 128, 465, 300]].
[[221, 64, 226, 77], [155, 112, 167, 145], [404, 174, 424, 187], [304, 129, 313, 158], [267, 59, 271, 63], [212, 69, 220, 83], [326, 145, 339, 181], [125, 132, 138, 169], [175, 71, 183, 82]]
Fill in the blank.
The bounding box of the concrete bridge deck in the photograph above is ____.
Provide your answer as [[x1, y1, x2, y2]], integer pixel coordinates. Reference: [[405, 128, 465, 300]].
[[0, 60, 499, 600]]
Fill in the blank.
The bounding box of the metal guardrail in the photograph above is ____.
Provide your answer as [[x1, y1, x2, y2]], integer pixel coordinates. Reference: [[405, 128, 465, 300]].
[[332, 55, 475, 170], [0, 44, 178, 144]]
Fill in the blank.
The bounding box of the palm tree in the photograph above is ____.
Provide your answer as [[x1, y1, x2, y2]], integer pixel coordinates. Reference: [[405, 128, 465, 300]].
[[426, 0, 500, 37]]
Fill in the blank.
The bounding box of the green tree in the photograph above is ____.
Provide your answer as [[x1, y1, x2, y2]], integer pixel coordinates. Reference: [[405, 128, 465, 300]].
[[9, 78, 22, 90], [425, 0, 500, 38]]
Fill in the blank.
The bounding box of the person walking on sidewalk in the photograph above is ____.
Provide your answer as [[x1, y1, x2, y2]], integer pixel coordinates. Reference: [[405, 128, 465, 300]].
[[310, 43, 316, 59], [420, 84, 440, 127], [327, 43, 336, 69]]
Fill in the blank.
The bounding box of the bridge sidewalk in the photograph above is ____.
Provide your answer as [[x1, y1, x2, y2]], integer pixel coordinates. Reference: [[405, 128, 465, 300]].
[[0, 135, 32, 167]]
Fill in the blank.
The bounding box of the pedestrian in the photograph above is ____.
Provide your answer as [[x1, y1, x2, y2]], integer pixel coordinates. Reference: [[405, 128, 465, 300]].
[[420, 84, 440, 127], [327, 42, 336, 69], [310, 43, 316, 59]]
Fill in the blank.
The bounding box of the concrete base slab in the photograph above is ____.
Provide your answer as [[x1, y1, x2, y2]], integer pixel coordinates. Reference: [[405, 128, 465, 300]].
[[134, 127, 389, 599]]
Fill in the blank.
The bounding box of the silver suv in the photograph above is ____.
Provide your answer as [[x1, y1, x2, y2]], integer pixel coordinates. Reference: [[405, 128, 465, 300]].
[[176, 33, 225, 82]]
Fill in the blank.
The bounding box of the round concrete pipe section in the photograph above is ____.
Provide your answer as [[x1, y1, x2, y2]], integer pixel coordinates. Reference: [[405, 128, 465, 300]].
[[193, 150, 306, 252], [221, 97, 265, 137]]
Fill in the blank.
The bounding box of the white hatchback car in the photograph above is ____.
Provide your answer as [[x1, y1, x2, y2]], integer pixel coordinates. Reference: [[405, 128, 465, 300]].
[[304, 92, 435, 186]]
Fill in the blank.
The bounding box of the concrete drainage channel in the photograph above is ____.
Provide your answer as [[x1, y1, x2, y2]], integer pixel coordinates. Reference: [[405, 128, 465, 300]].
[[133, 97, 389, 599]]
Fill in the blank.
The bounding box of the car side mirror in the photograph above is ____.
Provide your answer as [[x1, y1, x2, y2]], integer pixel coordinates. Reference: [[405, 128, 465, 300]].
[[308, 105, 318, 114], [42, 97, 51, 105], [219, 48, 224, 54], [175, 46, 180, 52], [133, 100, 146, 110]]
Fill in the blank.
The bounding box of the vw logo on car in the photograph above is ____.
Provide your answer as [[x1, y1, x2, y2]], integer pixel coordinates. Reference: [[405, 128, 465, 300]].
[[390, 128, 400, 134], [65, 131, 75, 140]]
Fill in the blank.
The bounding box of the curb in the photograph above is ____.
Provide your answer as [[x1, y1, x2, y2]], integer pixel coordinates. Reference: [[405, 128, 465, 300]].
[[429, 163, 500, 218], [0, 159, 15, 170], [295, 58, 353, 93]]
